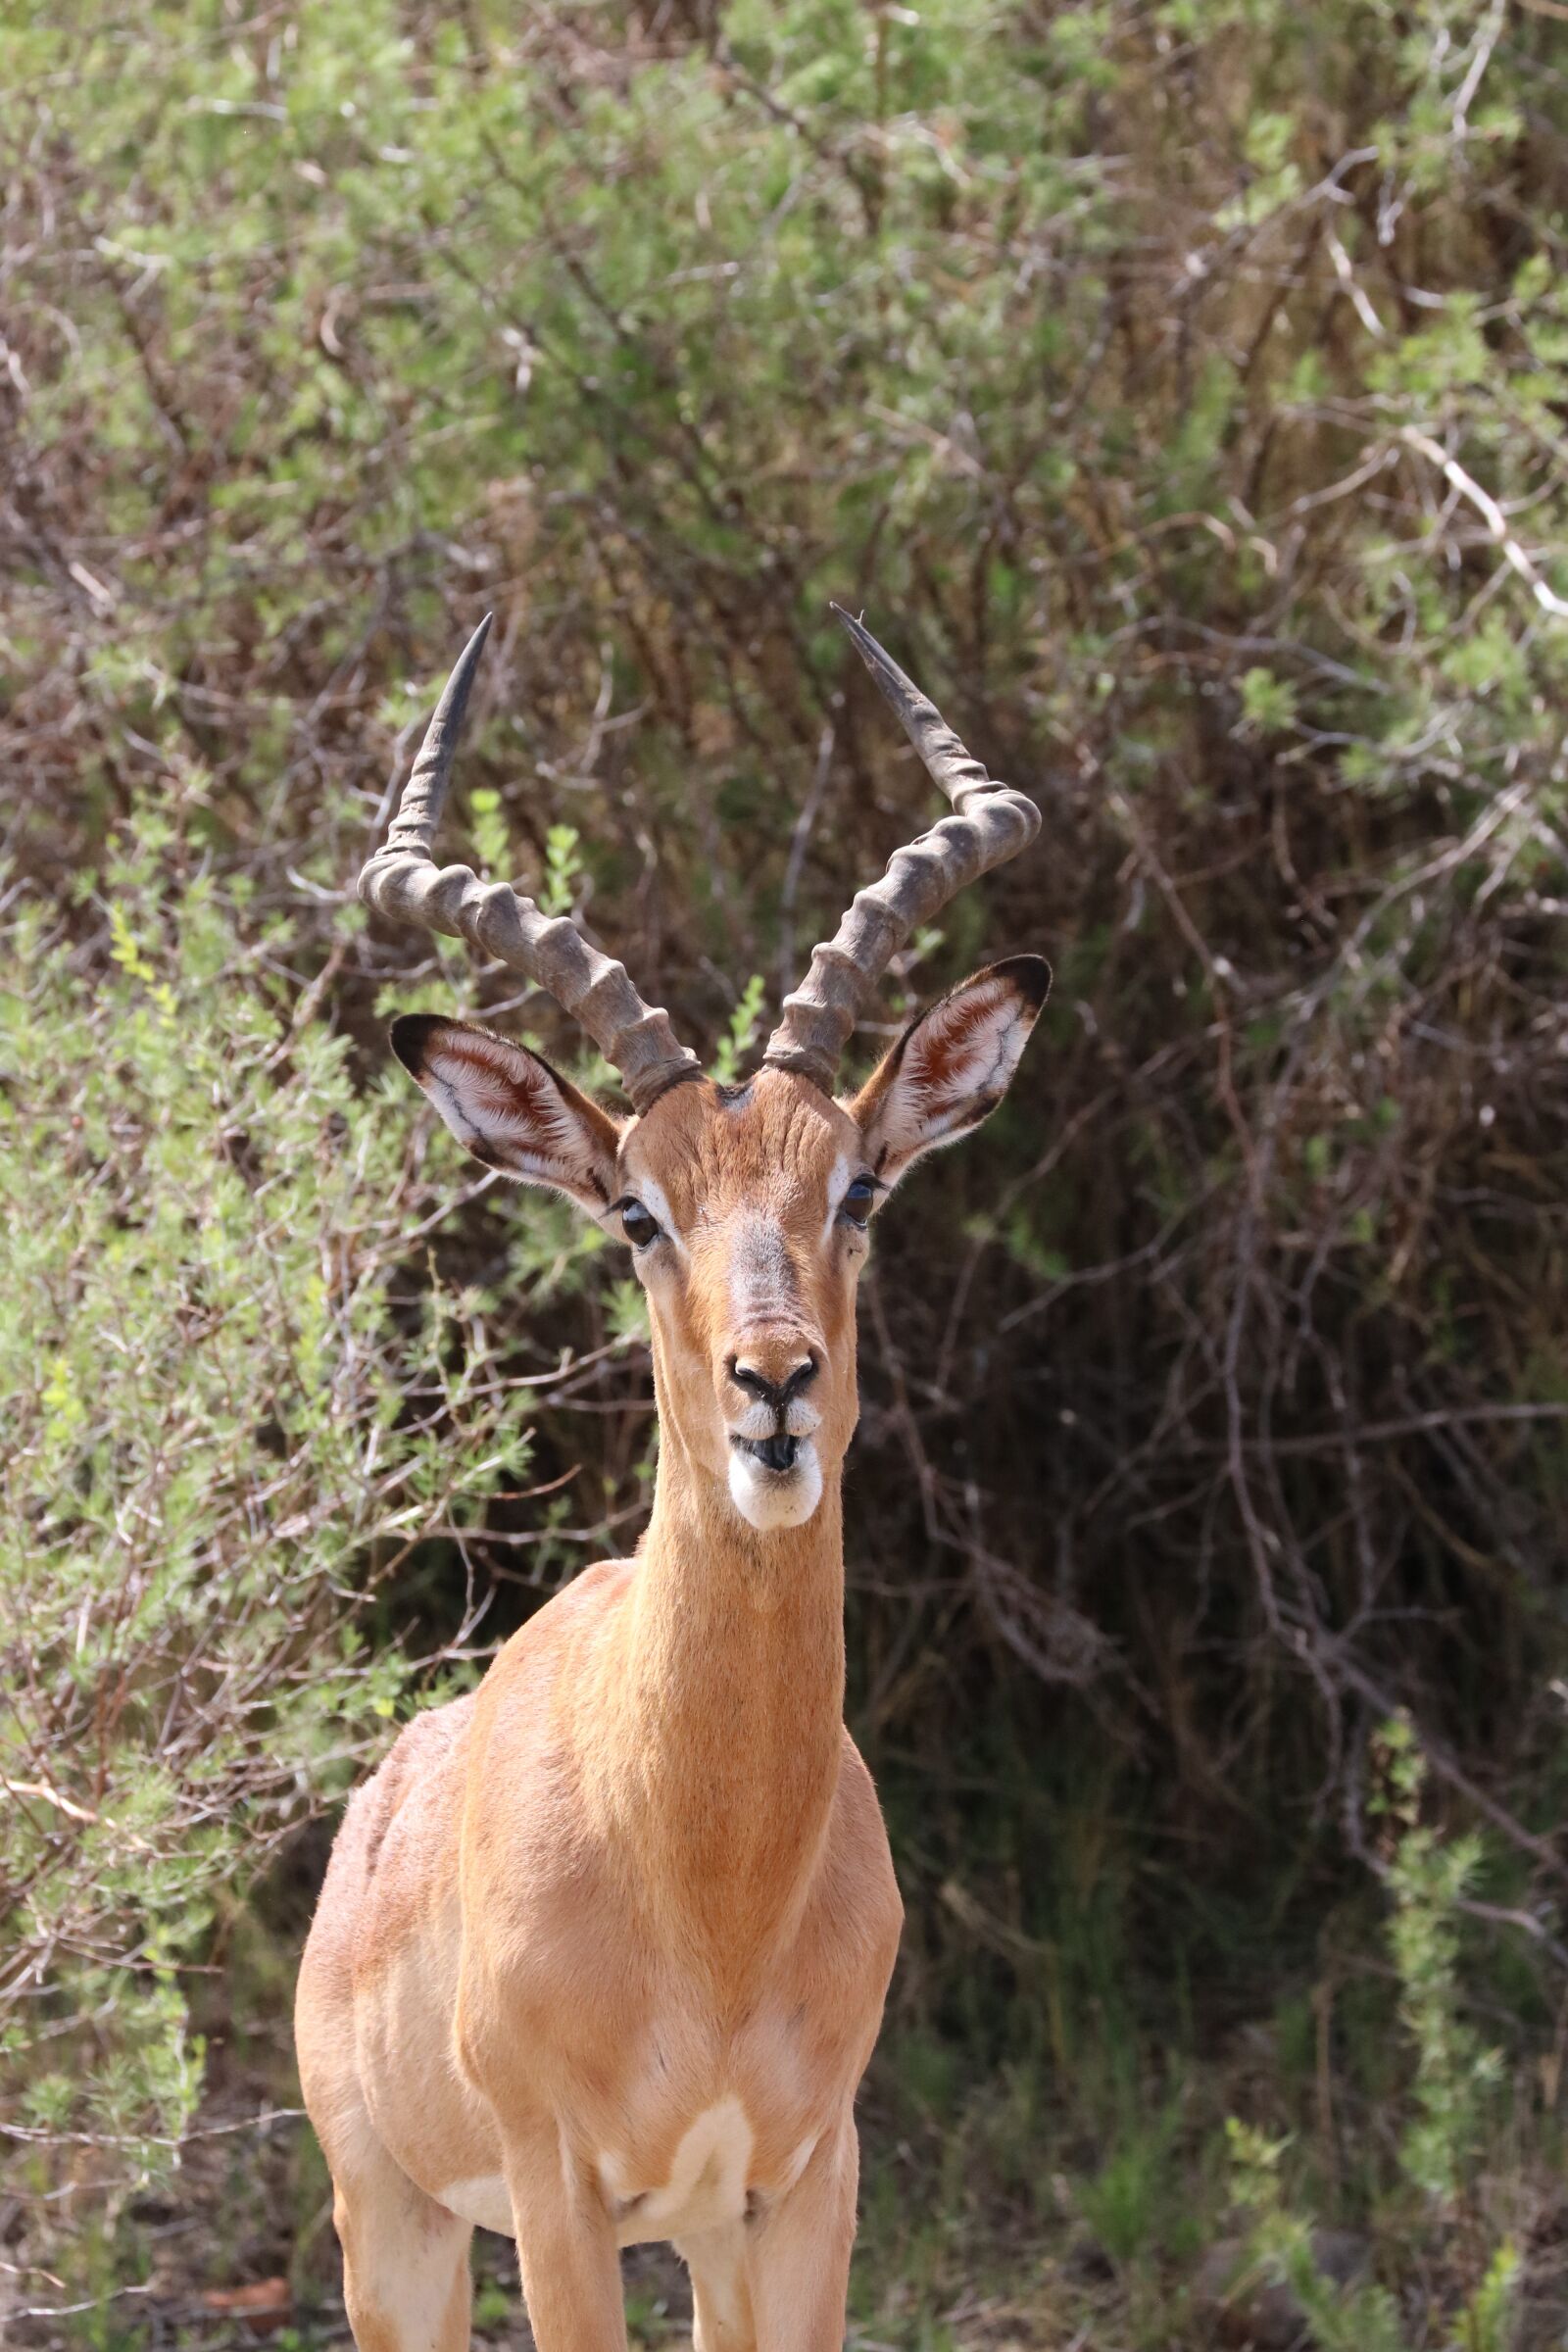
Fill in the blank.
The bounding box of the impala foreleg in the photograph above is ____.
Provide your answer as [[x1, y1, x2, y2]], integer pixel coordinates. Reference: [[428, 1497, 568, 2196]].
[[330, 2144, 472, 2352], [747, 2118, 858, 2352], [677, 2222, 757, 2351], [504, 2123, 627, 2352]]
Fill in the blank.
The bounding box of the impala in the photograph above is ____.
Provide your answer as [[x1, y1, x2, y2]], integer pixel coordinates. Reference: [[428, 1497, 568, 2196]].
[[296, 607, 1048, 2351]]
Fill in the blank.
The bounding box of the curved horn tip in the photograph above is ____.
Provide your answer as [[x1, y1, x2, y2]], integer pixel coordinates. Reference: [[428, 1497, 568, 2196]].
[[829, 602, 885, 666], [434, 609, 494, 719], [374, 611, 497, 865], [828, 603, 939, 711]]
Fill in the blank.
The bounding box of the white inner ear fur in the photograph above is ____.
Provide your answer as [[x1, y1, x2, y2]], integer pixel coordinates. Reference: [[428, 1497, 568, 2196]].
[[413, 1028, 616, 1212], [863, 977, 1038, 1186]]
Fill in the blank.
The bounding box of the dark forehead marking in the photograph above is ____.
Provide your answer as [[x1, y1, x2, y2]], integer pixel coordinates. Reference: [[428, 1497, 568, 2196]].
[[713, 1080, 753, 1110]]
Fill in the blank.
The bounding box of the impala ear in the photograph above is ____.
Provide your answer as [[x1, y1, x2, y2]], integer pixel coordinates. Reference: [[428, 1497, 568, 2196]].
[[850, 956, 1051, 1191], [390, 1016, 622, 1215]]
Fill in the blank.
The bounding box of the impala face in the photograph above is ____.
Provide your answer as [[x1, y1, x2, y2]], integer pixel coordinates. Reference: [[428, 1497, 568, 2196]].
[[617, 1069, 869, 1531], [391, 955, 1049, 1538]]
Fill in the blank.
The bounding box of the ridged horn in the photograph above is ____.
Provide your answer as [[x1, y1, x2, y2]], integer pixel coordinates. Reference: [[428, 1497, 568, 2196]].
[[359, 615, 700, 1113], [762, 609, 1043, 1092]]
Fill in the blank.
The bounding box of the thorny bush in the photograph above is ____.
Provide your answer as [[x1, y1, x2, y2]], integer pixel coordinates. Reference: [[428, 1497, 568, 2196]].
[[5, 0, 1568, 2328], [0, 825, 584, 2287]]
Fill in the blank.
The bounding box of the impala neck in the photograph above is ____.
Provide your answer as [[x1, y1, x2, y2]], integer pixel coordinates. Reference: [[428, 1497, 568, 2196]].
[[602, 1419, 848, 1974]]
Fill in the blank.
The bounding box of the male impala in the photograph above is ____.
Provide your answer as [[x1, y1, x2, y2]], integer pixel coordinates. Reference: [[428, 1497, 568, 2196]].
[[296, 608, 1048, 2350]]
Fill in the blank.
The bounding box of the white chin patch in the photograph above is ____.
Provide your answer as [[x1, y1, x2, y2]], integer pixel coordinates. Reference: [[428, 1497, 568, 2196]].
[[727, 1439, 824, 1532]]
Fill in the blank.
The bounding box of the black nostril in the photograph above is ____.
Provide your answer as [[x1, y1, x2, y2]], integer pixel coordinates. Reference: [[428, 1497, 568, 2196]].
[[780, 1355, 819, 1403], [729, 1353, 819, 1411]]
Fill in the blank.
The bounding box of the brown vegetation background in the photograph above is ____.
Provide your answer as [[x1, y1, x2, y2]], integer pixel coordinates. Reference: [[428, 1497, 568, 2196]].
[[5, 0, 1568, 2340]]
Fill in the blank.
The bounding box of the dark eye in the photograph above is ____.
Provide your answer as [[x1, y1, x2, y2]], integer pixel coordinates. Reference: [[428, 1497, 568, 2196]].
[[619, 1200, 662, 1250], [840, 1174, 877, 1228]]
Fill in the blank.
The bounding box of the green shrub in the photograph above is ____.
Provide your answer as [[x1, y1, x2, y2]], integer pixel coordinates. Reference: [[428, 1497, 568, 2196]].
[[6, 0, 1568, 2330], [0, 815, 540, 2292], [1226, 1722, 1519, 2352]]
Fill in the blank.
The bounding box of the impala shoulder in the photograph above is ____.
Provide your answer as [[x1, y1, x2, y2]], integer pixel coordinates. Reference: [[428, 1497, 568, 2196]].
[[835, 1724, 889, 1818], [352, 1692, 478, 1876], [312, 1693, 476, 1987], [514, 1555, 638, 1649], [830, 1733, 904, 1937], [476, 1558, 638, 1703]]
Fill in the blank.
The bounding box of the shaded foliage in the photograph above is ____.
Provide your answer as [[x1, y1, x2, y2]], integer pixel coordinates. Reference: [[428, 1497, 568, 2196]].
[[0, 833, 552, 2278], [5, 0, 1568, 2334]]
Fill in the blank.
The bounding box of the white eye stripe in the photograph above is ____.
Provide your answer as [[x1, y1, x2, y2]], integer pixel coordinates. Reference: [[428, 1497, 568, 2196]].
[[635, 1174, 676, 1230], [820, 1153, 852, 1245], [614, 1169, 686, 1259]]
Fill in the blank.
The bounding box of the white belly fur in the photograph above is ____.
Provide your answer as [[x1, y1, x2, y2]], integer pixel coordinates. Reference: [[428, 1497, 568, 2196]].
[[600, 2095, 754, 2245], [434, 2172, 514, 2232], [436, 2097, 763, 2246]]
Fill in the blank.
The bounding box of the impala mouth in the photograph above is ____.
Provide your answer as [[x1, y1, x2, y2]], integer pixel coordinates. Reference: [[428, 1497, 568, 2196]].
[[731, 1432, 802, 1476], [726, 1430, 822, 1531]]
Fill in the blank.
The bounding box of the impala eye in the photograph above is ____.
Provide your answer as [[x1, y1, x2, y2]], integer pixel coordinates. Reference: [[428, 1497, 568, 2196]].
[[841, 1174, 878, 1228], [619, 1200, 662, 1250]]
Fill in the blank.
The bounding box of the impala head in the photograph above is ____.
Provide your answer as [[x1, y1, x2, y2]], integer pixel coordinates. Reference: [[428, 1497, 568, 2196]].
[[364, 609, 1050, 1535]]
